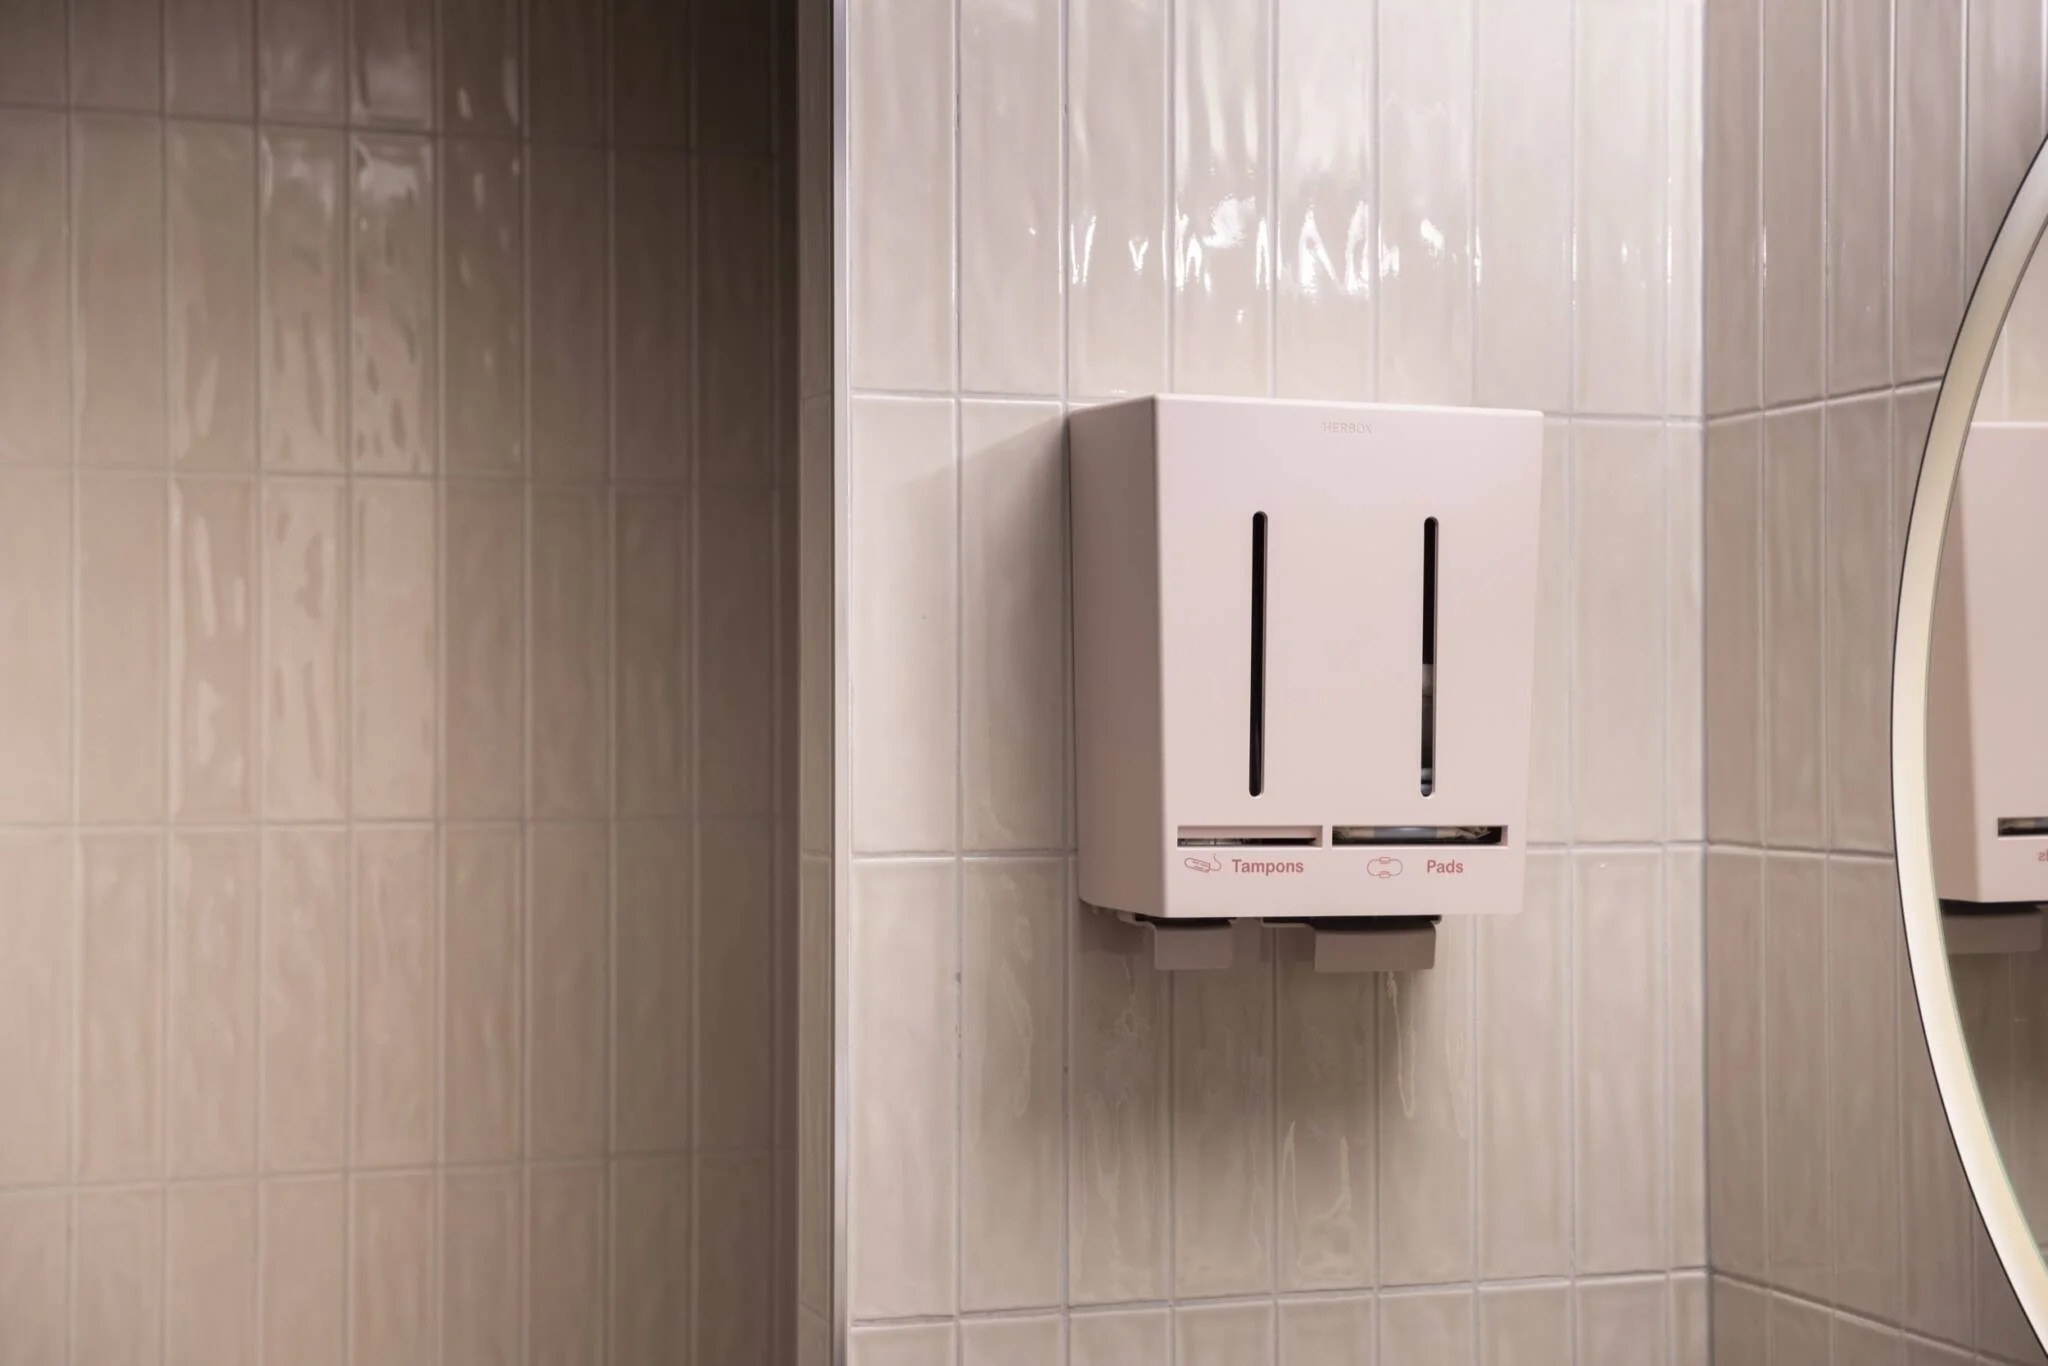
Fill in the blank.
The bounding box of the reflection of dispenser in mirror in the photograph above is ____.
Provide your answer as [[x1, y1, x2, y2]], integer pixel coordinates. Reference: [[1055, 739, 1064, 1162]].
[[1931, 422, 2048, 954], [1068, 397, 1544, 973]]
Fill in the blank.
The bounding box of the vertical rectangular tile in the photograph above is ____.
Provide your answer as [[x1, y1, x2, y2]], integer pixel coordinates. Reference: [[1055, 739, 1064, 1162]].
[[1575, 850, 1668, 1273], [351, 1174, 435, 1366], [1832, 1315, 1902, 1366], [1826, 397, 1893, 851], [608, 1157, 691, 1363], [168, 0, 257, 115], [1379, 1290, 1474, 1366], [850, 860, 959, 1319], [1073, 1310, 1169, 1366], [959, 0, 1061, 392], [1174, 947, 1274, 1298], [1765, 854, 1829, 1299], [444, 140, 524, 474], [694, 0, 774, 151], [1766, 1293, 1829, 1366], [526, 1164, 605, 1364], [614, 492, 690, 814], [1177, 1303, 1274, 1366], [0, 0, 66, 102], [528, 826, 609, 1158], [1705, 850, 1765, 1276], [1478, 852, 1570, 1278], [850, 397, 958, 853], [166, 1183, 256, 1366], [1377, 0, 1473, 404], [1474, 0, 1569, 412], [0, 112, 71, 466], [530, 488, 610, 816], [1711, 1276, 1766, 1366], [1668, 425, 1704, 841], [1068, 0, 1168, 397], [260, 0, 345, 120], [963, 1317, 1064, 1366], [698, 488, 777, 816], [0, 472, 71, 820], [0, 836, 70, 1186], [76, 1189, 165, 1366], [1069, 907, 1171, 1304], [351, 136, 436, 474], [444, 482, 524, 819], [80, 833, 166, 1180], [172, 477, 259, 820], [72, 0, 163, 110], [1703, 0, 1761, 414], [1571, 423, 1668, 841], [76, 116, 166, 468], [1574, 0, 1666, 415], [1279, 1298, 1373, 1366], [0, 1193, 70, 1366], [441, 1170, 520, 1366], [260, 131, 347, 473], [531, 148, 612, 481], [960, 859, 1066, 1311], [695, 1150, 775, 1365], [698, 155, 779, 485], [1171, 0, 1270, 395], [613, 152, 691, 481], [1665, 1, 1702, 419], [1830, 858, 1902, 1320], [261, 478, 347, 819], [260, 1178, 346, 1366], [1276, 962, 1376, 1292], [169, 833, 259, 1177], [1478, 1285, 1569, 1366], [1761, 0, 1824, 404], [1673, 1274, 1709, 1366], [1274, 0, 1374, 400], [1966, 0, 2045, 275], [1894, 0, 1965, 384], [352, 829, 438, 1167], [1668, 848, 1707, 1266], [261, 831, 348, 1170], [529, 0, 606, 142], [1827, 0, 1891, 394], [613, 821, 691, 1151], [79, 474, 169, 822], [443, 829, 521, 1164], [1378, 917, 1475, 1286], [696, 819, 776, 1148], [442, 0, 520, 135], [351, 0, 434, 127], [1764, 408, 1823, 847], [1705, 418, 1762, 842], [611, 0, 689, 148], [1577, 1280, 1667, 1366], [847, 0, 954, 391], [960, 402, 1067, 850], [350, 480, 437, 818]]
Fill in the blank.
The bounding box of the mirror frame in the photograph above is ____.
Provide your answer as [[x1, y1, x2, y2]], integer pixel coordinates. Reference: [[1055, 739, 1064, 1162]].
[[1895, 137, 2048, 1341]]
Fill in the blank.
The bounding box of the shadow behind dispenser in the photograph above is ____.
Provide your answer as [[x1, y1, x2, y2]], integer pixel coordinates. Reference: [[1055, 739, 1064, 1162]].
[[1068, 397, 1545, 971]]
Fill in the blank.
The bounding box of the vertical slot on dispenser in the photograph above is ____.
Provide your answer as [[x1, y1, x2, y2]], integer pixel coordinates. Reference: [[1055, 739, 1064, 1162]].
[[1250, 511, 1269, 796], [1420, 517, 1438, 796]]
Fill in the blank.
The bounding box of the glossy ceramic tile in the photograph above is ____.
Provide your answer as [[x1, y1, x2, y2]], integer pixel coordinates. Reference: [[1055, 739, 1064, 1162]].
[[699, 155, 780, 487], [1827, 857, 1902, 1321], [442, 139, 525, 475], [0, 472, 71, 814], [1376, 0, 1473, 405], [1172, 945, 1274, 1298], [1667, 427, 1705, 842], [80, 833, 166, 1181], [257, 1179, 345, 1364], [1577, 1279, 1666, 1366], [696, 1150, 776, 1365], [78, 474, 168, 823], [167, 833, 259, 1178], [172, 477, 259, 821], [349, 0, 434, 128], [1276, 961, 1377, 1292], [0, 835, 73, 1186], [614, 492, 691, 815], [1703, 0, 1761, 415], [1964, 0, 2044, 278], [1477, 852, 1570, 1279], [1665, 4, 1703, 420], [0, 1193, 70, 1362], [76, 115, 167, 470], [1766, 1291, 1829, 1366], [441, 0, 520, 135], [442, 828, 522, 1163], [1824, 397, 1893, 853], [1378, 1289, 1475, 1366], [1668, 848, 1706, 1266], [350, 1173, 436, 1366], [1704, 418, 1762, 842], [529, 487, 610, 816], [76, 1188, 166, 1365], [960, 402, 1068, 851], [1176, 1302, 1274, 1366], [1711, 1275, 1767, 1366], [1275, 0, 1375, 401], [527, 826, 609, 1158], [612, 821, 691, 1153], [698, 488, 778, 817], [72, 0, 163, 110], [1525, 424, 1572, 843], [1763, 407, 1823, 848], [853, 1323, 960, 1366], [1764, 854, 1829, 1300], [0, 0, 67, 102], [165, 1181, 257, 1366], [1893, 0, 1966, 385], [1575, 850, 1669, 1274], [1377, 918, 1475, 1286], [441, 1170, 521, 1366], [1826, 0, 1892, 395], [1760, 0, 1824, 406], [349, 136, 437, 475], [1474, 0, 1570, 413], [963, 1316, 1065, 1366], [349, 481, 437, 818], [1705, 848, 1766, 1278], [526, 1164, 606, 1362], [1067, 0, 1168, 398], [1478, 1284, 1569, 1366], [167, 0, 254, 116], [529, 146, 612, 481], [442, 482, 524, 820], [1575, 0, 1667, 417], [614, 152, 692, 481], [260, 131, 347, 473], [0, 112, 70, 468], [1279, 1296, 1375, 1366], [696, 818, 778, 1150], [695, 0, 776, 155], [351, 829, 438, 1167]]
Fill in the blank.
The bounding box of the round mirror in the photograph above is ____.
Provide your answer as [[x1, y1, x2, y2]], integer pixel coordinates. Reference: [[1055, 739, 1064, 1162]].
[[1898, 132, 2048, 1344]]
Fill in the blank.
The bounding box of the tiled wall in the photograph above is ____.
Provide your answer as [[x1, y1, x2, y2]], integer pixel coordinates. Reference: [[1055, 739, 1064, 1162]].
[[0, 1, 799, 1362], [832, 0, 1710, 1361], [1701, 0, 2048, 1361]]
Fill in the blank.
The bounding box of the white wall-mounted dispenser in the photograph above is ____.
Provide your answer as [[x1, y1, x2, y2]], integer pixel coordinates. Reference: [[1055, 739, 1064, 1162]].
[[1069, 396, 1545, 971], [1930, 421, 2048, 955]]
